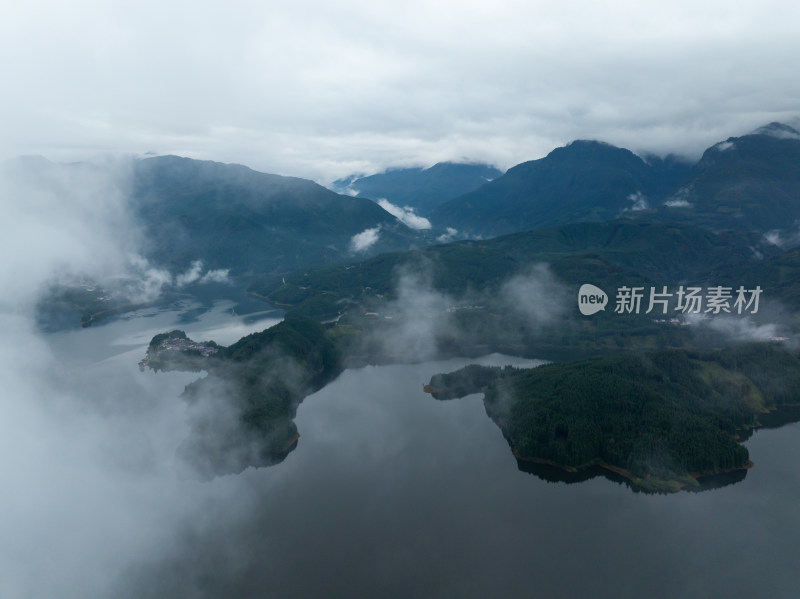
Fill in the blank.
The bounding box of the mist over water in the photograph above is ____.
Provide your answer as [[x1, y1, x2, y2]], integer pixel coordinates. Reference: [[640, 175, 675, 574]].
[[2, 160, 800, 599], [114, 341, 800, 599], [9, 285, 800, 599], [0, 162, 270, 598]]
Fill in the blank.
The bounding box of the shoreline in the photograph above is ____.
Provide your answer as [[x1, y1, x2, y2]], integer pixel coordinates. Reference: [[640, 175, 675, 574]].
[[510, 449, 754, 492]]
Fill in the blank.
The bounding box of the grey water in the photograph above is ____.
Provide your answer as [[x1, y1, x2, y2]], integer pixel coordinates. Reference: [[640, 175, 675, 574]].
[[47, 302, 800, 599]]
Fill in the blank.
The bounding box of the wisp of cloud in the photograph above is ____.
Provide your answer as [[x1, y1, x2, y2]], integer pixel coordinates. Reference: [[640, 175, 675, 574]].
[[0, 159, 249, 599]]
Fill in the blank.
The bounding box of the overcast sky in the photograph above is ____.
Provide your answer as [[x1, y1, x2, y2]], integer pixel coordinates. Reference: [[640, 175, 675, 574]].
[[2, 0, 799, 183]]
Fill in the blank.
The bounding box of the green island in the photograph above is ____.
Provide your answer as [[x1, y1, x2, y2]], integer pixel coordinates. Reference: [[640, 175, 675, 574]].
[[141, 316, 342, 476], [426, 343, 800, 492]]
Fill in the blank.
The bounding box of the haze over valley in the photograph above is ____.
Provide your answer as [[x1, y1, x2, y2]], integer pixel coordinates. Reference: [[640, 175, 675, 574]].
[[4, 1, 800, 597]]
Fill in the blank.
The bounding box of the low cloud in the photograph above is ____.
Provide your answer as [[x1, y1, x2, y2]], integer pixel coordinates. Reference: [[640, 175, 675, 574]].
[[621, 191, 649, 213], [366, 264, 455, 363], [114, 257, 232, 304], [753, 124, 800, 140], [347, 261, 570, 366], [175, 260, 205, 287], [764, 231, 783, 246], [0, 157, 135, 307], [123, 255, 173, 303], [664, 198, 692, 208], [664, 186, 693, 209], [377, 198, 432, 230], [0, 158, 244, 599], [175, 260, 231, 287], [349, 226, 381, 253], [764, 225, 800, 249], [200, 268, 231, 284], [176, 351, 306, 478], [499, 263, 569, 328], [713, 140, 735, 152], [703, 315, 782, 343], [436, 227, 459, 243]]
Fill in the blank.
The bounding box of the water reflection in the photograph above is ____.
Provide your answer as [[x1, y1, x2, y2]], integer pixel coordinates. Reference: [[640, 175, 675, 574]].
[[515, 457, 750, 493], [45, 305, 800, 598]]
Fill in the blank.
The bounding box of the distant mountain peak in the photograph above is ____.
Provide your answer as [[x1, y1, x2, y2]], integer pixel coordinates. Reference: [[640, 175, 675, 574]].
[[541, 139, 646, 167], [566, 139, 617, 149], [750, 122, 800, 140]]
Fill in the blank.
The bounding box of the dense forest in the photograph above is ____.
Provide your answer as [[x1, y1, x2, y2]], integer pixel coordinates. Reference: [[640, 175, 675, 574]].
[[427, 343, 800, 492]]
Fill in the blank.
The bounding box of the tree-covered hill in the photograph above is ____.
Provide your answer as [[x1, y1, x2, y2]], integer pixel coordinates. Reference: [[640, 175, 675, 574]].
[[427, 343, 800, 492], [131, 155, 422, 275], [249, 219, 772, 322]]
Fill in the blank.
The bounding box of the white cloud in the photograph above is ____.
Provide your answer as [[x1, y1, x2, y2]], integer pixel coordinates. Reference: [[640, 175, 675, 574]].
[[0, 163, 227, 599], [500, 264, 569, 327], [113, 257, 232, 304], [175, 260, 204, 287], [752, 123, 800, 139], [621, 191, 649, 214], [764, 226, 800, 248], [665, 198, 691, 208], [349, 226, 381, 253], [436, 227, 459, 243], [200, 268, 231, 284], [377, 198, 432, 230], [629, 192, 649, 211], [174, 260, 230, 287], [765, 231, 783, 246], [1, 1, 799, 182], [704, 316, 782, 343], [128, 258, 173, 303], [664, 186, 693, 208]]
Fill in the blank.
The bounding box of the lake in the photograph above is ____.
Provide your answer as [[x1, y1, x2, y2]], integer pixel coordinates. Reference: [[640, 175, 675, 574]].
[[46, 301, 800, 599]]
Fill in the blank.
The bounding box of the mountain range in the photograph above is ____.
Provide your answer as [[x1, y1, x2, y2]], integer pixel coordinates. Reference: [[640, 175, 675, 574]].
[[28, 120, 800, 329], [428, 122, 800, 239], [131, 155, 423, 275]]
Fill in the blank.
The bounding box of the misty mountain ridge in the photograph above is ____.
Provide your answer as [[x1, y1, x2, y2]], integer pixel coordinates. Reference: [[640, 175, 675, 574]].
[[429, 122, 800, 240], [429, 140, 692, 237], [249, 219, 778, 325], [750, 121, 800, 140], [331, 161, 503, 216], [5, 154, 426, 278], [26, 120, 800, 329], [131, 155, 426, 276], [31, 154, 428, 329], [660, 123, 800, 233]]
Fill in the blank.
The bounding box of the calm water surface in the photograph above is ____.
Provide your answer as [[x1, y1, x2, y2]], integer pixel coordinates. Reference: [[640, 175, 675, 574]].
[[48, 302, 800, 599]]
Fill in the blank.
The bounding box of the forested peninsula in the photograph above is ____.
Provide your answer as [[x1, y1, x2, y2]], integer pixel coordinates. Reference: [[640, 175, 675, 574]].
[[426, 343, 800, 492], [141, 316, 342, 476], [142, 313, 800, 491]]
